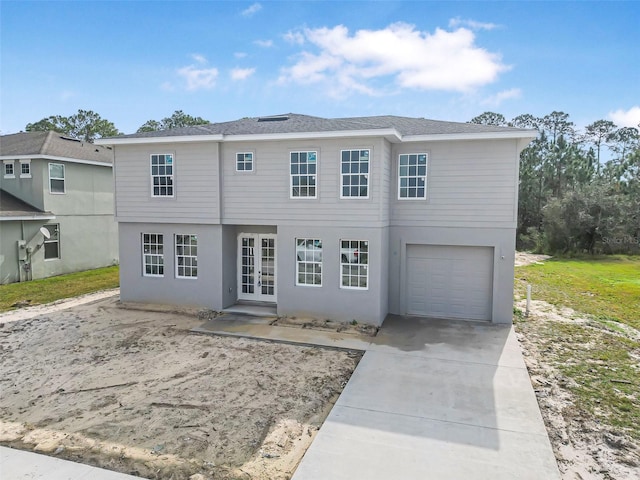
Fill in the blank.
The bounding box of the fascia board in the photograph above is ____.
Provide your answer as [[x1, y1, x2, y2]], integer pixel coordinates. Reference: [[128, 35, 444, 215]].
[[0, 214, 57, 221], [402, 130, 539, 142], [96, 129, 402, 145], [0, 154, 112, 167], [95, 135, 224, 146]]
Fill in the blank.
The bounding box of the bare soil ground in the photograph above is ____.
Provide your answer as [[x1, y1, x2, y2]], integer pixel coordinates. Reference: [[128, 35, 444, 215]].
[[0, 297, 362, 479], [514, 253, 640, 480]]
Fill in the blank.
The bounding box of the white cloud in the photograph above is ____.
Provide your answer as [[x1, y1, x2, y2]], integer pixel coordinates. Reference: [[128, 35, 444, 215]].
[[448, 17, 499, 31], [278, 23, 508, 96], [608, 106, 640, 128], [177, 65, 219, 91], [234, 52, 248, 59], [242, 3, 262, 17], [283, 30, 305, 45], [191, 53, 207, 64], [254, 39, 273, 48], [230, 67, 256, 80], [481, 88, 522, 107]]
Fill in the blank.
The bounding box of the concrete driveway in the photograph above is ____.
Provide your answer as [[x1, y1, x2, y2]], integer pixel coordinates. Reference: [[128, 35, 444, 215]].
[[292, 315, 561, 480]]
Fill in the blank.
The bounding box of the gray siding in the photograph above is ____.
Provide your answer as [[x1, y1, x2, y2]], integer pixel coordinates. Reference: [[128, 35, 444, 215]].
[[221, 138, 388, 227], [114, 143, 220, 223], [390, 139, 520, 228]]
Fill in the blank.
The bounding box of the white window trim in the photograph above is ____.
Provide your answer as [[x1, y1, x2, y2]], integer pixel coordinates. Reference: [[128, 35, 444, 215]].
[[235, 152, 254, 172], [48, 163, 65, 194], [340, 149, 370, 199], [43, 224, 60, 261], [175, 234, 198, 280], [397, 153, 428, 200], [142, 233, 165, 277], [19, 159, 31, 178], [339, 239, 369, 290], [295, 237, 323, 287], [3, 160, 15, 179], [150, 154, 175, 198], [289, 151, 318, 200]]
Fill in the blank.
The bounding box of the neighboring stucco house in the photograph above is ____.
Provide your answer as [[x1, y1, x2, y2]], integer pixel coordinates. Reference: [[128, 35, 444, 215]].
[[0, 131, 118, 284], [96, 114, 535, 326]]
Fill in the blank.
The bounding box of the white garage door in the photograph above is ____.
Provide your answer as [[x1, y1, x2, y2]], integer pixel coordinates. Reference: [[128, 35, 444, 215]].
[[406, 245, 493, 321]]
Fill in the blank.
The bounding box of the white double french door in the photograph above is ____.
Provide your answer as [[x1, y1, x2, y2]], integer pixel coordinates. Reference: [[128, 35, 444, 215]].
[[237, 234, 277, 302]]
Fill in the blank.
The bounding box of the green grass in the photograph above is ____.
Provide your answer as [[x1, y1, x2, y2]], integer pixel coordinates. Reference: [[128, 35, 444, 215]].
[[0, 266, 119, 312], [515, 255, 640, 330], [515, 255, 640, 441]]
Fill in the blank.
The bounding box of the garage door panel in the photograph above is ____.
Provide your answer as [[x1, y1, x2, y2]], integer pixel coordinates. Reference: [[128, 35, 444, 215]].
[[406, 245, 493, 321]]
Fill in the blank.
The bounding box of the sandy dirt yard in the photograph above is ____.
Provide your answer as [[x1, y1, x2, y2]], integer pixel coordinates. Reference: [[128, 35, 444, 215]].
[[514, 253, 640, 480], [0, 297, 362, 479]]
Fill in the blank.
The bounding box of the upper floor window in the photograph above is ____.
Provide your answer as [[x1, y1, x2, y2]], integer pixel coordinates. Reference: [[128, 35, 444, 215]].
[[142, 233, 164, 277], [43, 224, 60, 260], [296, 238, 322, 286], [49, 163, 65, 193], [341, 149, 369, 198], [236, 152, 253, 171], [151, 154, 174, 197], [340, 240, 368, 289], [175, 234, 198, 279], [3, 161, 15, 178], [290, 151, 317, 198], [20, 160, 31, 178], [398, 153, 427, 199]]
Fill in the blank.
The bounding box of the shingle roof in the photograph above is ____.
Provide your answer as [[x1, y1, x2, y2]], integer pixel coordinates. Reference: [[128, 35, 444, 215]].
[[0, 189, 54, 220], [0, 131, 113, 163], [109, 113, 532, 140]]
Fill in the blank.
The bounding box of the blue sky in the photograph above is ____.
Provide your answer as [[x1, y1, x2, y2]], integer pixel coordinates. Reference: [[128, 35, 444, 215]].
[[1, 1, 639, 135]]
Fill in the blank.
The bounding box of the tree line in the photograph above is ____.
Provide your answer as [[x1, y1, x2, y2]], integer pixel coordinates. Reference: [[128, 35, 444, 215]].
[[25, 109, 209, 142], [23, 108, 640, 255], [471, 111, 640, 254]]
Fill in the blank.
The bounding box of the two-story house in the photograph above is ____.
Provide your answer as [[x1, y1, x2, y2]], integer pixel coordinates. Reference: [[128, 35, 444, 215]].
[[97, 114, 535, 326], [0, 131, 118, 284]]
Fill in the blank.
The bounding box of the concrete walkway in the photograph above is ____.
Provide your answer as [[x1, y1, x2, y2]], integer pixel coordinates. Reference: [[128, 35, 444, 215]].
[[291, 315, 561, 480], [0, 445, 143, 479]]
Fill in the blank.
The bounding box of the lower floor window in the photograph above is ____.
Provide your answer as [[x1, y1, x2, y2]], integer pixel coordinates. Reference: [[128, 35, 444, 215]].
[[142, 233, 164, 276], [296, 238, 322, 286], [175, 234, 198, 278], [43, 224, 60, 260], [341, 240, 368, 289]]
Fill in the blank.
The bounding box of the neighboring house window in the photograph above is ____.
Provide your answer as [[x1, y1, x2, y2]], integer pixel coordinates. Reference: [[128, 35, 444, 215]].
[[398, 153, 427, 199], [236, 152, 253, 171], [341, 149, 370, 198], [43, 224, 60, 260], [175, 234, 198, 279], [20, 160, 31, 178], [49, 163, 65, 193], [340, 240, 368, 289], [142, 233, 164, 277], [296, 238, 322, 286], [151, 154, 174, 197], [3, 161, 15, 178], [290, 151, 317, 198]]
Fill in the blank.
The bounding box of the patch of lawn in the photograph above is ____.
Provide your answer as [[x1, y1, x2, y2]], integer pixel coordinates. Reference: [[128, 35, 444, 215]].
[[0, 266, 119, 312], [515, 255, 640, 330], [521, 319, 640, 440]]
